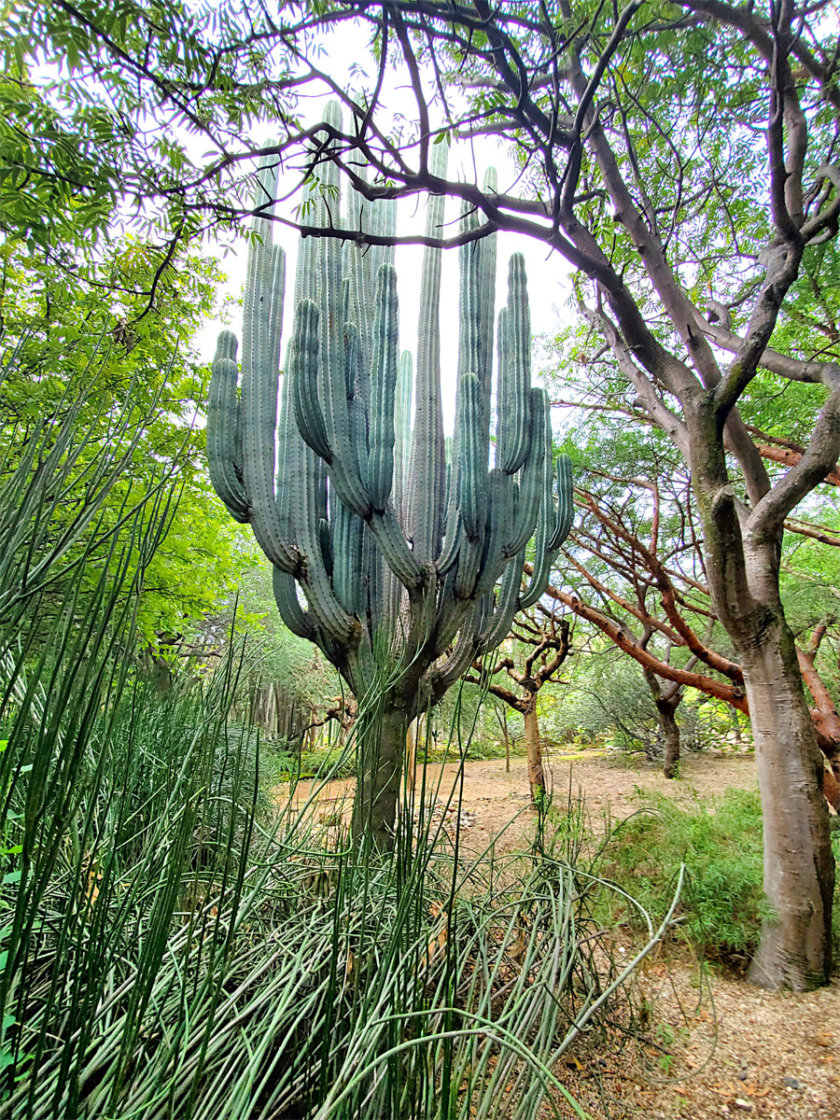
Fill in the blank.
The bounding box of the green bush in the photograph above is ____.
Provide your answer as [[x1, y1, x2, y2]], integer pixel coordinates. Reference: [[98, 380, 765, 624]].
[[272, 742, 357, 782], [592, 789, 839, 964]]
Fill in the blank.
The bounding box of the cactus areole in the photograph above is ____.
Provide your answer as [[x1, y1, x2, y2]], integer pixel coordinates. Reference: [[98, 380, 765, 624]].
[[208, 111, 573, 848]]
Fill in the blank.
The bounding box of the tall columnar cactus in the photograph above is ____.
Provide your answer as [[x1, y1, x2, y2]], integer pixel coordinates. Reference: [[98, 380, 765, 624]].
[[208, 118, 573, 846]]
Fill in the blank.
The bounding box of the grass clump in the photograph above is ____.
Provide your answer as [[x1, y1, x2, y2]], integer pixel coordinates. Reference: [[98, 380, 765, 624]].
[[594, 789, 770, 964]]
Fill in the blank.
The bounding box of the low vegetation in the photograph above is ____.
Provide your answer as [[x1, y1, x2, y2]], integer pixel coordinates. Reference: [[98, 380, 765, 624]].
[[590, 790, 840, 967]]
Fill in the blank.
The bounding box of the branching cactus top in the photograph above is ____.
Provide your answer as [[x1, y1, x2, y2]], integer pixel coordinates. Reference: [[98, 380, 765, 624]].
[[208, 114, 573, 711]]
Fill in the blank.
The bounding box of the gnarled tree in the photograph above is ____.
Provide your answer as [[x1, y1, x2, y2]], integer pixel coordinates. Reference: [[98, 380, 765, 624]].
[[466, 605, 572, 803]]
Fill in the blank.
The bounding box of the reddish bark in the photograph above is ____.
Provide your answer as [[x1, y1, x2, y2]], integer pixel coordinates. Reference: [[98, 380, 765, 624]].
[[527, 482, 840, 810]]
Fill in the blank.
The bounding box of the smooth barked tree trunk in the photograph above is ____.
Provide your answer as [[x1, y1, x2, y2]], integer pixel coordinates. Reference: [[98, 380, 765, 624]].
[[685, 388, 836, 990], [739, 624, 835, 989]]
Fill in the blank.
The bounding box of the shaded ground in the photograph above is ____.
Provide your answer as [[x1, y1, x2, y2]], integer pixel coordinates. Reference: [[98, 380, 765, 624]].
[[556, 960, 840, 1120], [277, 748, 840, 1119]]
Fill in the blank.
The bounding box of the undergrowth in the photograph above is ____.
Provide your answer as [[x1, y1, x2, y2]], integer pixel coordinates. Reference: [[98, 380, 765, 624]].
[[589, 788, 840, 967], [271, 734, 528, 782]]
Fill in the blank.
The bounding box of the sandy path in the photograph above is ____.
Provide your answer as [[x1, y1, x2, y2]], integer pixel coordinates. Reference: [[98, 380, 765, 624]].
[[279, 748, 760, 855], [276, 749, 840, 1118]]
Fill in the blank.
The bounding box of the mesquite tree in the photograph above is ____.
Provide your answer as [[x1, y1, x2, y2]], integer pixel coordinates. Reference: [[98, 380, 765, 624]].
[[466, 608, 571, 802], [207, 130, 572, 847]]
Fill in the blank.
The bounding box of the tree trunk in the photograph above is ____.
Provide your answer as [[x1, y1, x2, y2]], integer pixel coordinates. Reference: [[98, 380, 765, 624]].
[[351, 701, 410, 850], [523, 700, 545, 805], [644, 669, 682, 779], [740, 628, 835, 990], [657, 700, 681, 779]]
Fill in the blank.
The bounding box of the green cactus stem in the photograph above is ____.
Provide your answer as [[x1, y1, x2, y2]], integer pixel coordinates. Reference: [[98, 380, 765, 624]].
[[207, 118, 573, 849]]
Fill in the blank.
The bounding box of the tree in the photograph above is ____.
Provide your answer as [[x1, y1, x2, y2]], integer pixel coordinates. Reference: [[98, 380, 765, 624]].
[[1, 1, 304, 302], [540, 400, 840, 798], [466, 606, 571, 802], [0, 236, 249, 653], [207, 139, 573, 848]]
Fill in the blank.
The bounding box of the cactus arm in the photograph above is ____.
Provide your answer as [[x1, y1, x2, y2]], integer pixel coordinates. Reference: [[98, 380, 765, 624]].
[[435, 510, 461, 576], [272, 566, 316, 641], [519, 545, 553, 612], [452, 532, 482, 602], [458, 198, 495, 429], [430, 583, 476, 660], [365, 196, 397, 291], [365, 527, 389, 638], [365, 264, 399, 513], [519, 452, 574, 609], [451, 372, 488, 600], [548, 452, 575, 550], [311, 318, 371, 519], [409, 144, 447, 565], [276, 343, 304, 549], [333, 498, 365, 616], [239, 222, 302, 573], [497, 254, 532, 475], [436, 450, 464, 575], [518, 465, 552, 612], [297, 445, 361, 646], [479, 167, 498, 404], [473, 468, 512, 598], [344, 177, 397, 378], [370, 506, 423, 588], [476, 551, 524, 653], [457, 207, 483, 384], [440, 190, 496, 573], [432, 595, 493, 692], [393, 350, 413, 526], [290, 300, 333, 462], [343, 170, 374, 391], [457, 373, 488, 548], [301, 107, 373, 520], [347, 392, 369, 484], [505, 388, 548, 556], [207, 331, 249, 523]]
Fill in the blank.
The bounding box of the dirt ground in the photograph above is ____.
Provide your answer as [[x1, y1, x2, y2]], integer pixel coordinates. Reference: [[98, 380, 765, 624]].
[[280, 748, 840, 1119]]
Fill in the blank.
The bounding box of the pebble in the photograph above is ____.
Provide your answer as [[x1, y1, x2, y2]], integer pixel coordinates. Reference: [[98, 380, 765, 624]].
[[783, 1076, 800, 1089], [733, 1100, 753, 1112]]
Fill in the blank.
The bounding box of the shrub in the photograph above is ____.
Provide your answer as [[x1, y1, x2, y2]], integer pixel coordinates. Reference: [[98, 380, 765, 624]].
[[590, 789, 836, 965]]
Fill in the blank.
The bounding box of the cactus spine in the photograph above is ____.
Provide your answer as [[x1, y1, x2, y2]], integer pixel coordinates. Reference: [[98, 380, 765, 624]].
[[208, 119, 573, 847]]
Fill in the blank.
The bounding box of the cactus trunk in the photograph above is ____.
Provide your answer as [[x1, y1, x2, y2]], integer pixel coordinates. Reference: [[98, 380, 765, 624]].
[[351, 694, 413, 849]]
